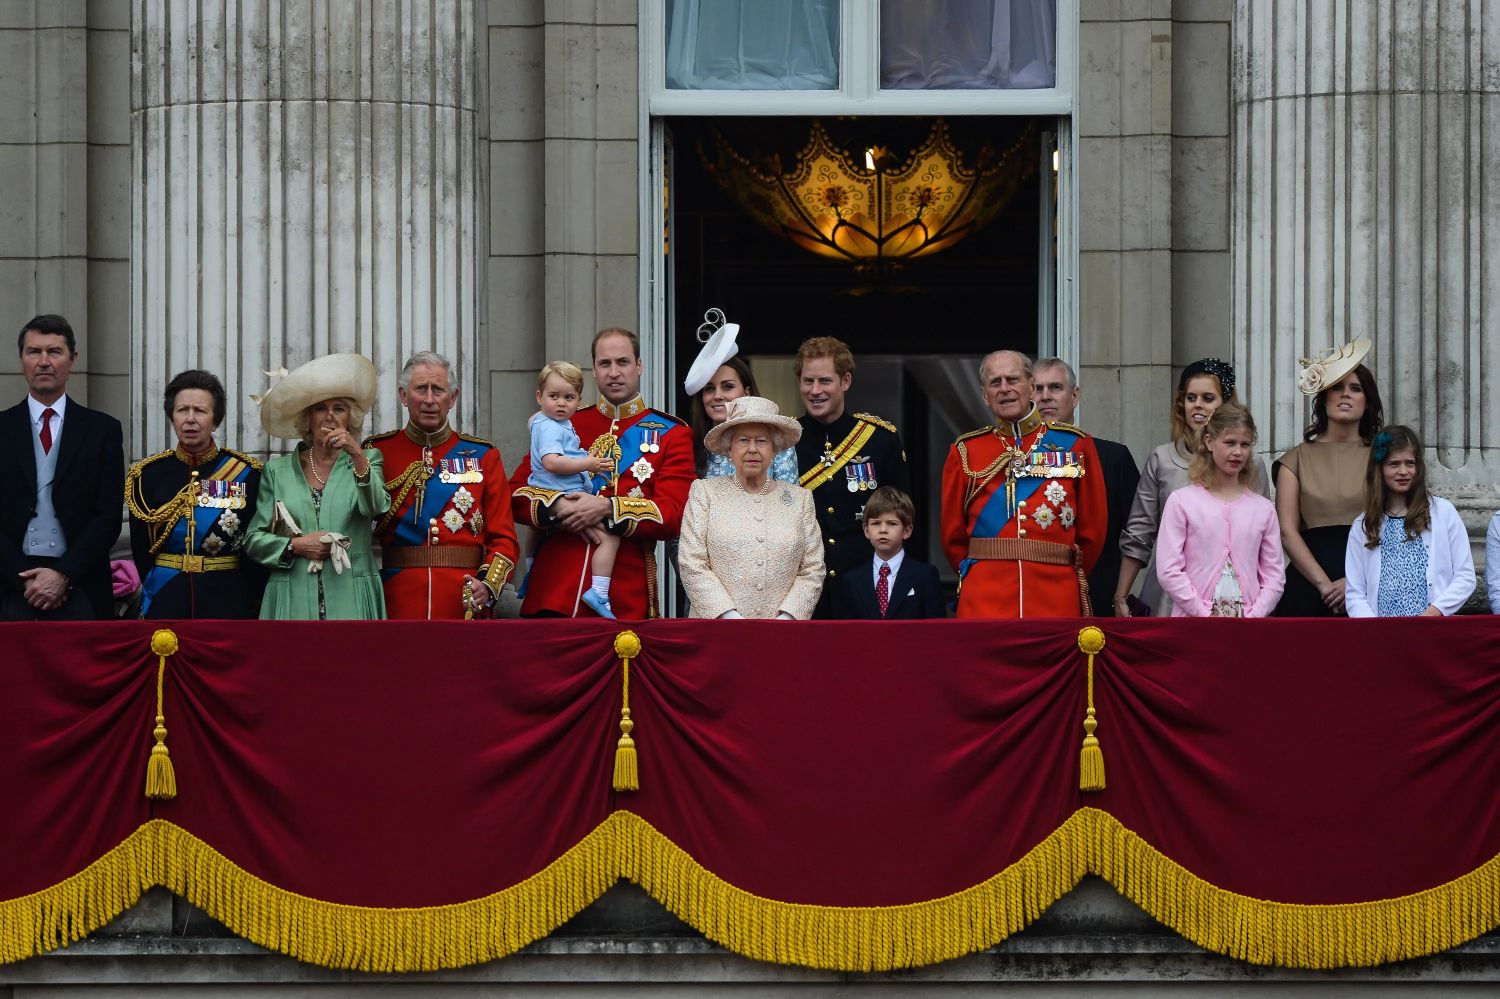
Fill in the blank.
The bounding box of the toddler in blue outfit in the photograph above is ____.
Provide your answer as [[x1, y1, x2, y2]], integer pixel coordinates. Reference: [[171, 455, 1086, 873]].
[[524, 361, 620, 618]]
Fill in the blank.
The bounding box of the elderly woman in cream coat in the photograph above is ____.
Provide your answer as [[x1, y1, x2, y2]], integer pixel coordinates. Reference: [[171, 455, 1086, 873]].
[[679, 397, 824, 619]]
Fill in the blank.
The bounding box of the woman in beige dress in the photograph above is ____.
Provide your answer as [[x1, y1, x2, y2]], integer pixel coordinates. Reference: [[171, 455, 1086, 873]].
[[1272, 338, 1384, 616], [679, 396, 824, 619]]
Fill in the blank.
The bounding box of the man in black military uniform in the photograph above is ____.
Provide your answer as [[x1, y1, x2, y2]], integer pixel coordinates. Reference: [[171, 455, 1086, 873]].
[[793, 336, 910, 619]]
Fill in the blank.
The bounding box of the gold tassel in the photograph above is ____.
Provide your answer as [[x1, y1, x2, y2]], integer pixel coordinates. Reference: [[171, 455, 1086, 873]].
[[145, 629, 179, 800], [1077, 626, 1106, 792], [612, 630, 642, 792]]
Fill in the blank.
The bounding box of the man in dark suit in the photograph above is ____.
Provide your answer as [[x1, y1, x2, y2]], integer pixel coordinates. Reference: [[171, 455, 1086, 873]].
[[1033, 358, 1139, 617], [831, 486, 945, 620], [0, 314, 125, 620]]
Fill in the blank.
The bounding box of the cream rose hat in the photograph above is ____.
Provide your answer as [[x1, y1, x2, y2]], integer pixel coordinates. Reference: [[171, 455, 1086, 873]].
[[703, 396, 802, 455], [255, 353, 379, 440], [1297, 338, 1371, 396]]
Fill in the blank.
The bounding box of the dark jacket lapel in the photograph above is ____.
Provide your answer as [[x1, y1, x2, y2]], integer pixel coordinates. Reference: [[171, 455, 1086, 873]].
[[884, 559, 916, 617], [5, 401, 36, 494], [50, 400, 86, 488]]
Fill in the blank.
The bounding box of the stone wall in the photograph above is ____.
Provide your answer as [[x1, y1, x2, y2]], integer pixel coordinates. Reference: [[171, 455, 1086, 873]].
[[1078, 0, 1235, 462], [0, 0, 131, 416], [484, 0, 639, 466]]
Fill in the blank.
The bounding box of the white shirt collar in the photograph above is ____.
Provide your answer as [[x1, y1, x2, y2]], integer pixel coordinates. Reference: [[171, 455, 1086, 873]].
[[873, 548, 906, 588], [27, 394, 67, 426]]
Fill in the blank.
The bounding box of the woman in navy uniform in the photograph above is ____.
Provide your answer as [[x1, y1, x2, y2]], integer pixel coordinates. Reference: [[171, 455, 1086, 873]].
[[127, 370, 264, 619]]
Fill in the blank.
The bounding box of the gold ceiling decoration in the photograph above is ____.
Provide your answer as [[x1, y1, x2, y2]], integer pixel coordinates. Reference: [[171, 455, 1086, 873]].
[[701, 120, 1036, 269]]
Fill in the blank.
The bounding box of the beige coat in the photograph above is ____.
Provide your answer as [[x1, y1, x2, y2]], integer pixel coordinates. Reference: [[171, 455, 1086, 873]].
[[679, 476, 824, 619]]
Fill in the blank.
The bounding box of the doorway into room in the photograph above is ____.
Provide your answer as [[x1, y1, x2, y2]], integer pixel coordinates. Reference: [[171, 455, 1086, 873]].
[[659, 115, 1057, 576]]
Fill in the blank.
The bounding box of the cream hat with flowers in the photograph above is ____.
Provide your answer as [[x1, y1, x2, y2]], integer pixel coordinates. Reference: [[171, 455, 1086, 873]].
[[1297, 338, 1371, 396], [255, 353, 379, 440], [703, 396, 802, 455]]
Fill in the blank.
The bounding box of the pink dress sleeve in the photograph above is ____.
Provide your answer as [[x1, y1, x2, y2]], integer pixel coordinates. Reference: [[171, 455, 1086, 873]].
[[1155, 490, 1209, 617]]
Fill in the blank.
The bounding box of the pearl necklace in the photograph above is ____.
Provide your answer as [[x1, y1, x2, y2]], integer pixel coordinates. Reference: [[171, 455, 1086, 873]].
[[735, 475, 774, 495], [304, 449, 334, 487]]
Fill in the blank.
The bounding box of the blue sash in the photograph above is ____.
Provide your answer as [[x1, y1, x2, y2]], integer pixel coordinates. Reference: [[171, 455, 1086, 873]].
[[139, 458, 254, 617], [382, 441, 491, 580], [957, 427, 1081, 580]]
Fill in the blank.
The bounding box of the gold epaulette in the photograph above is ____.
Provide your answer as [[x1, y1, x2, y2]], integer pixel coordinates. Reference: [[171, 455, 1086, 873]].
[[1045, 421, 1087, 436], [362, 429, 400, 448], [222, 447, 264, 471], [855, 412, 898, 434], [457, 432, 495, 447], [952, 425, 996, 446], [128, 449, 177, 475]]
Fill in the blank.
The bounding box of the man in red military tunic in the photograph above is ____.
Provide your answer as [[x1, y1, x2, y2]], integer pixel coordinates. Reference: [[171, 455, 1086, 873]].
[[940, 350, 1107, 618], [366, 352, 519, 619], [510, 328, 694, 618]]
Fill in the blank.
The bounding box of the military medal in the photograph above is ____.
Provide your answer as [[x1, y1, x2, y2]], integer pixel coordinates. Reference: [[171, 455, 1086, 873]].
[[629, 456, 655, 483], [452, 486, 475, 514], [470, 510, 485, 536], [639, 427, 662, 454]]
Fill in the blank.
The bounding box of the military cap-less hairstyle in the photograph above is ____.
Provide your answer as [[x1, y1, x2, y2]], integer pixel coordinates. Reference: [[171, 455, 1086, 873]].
[[163, 369, 228, 428], [591, 327, 640, 362], [17, 314, 76, 355], [538, 360, 585, 394], [862, 486, 916, 530], [795, 336, 856, 378]]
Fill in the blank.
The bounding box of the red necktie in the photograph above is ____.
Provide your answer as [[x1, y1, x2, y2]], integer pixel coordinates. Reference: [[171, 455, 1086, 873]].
[[39, 408, 55, 454], [876, 562, 890, 617]]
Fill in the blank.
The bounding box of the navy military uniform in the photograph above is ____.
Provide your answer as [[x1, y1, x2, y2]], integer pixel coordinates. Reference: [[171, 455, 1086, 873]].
[[126, 444, 265, 619], [796, 410, 910, 618]]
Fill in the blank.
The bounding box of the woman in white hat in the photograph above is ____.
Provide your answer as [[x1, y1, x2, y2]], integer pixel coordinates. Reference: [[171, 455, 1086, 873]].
[[678, 396, 824, 619], [1273, 338, 1385, 616], [242, 354, 391, 620], [683, 310, 798, 482]]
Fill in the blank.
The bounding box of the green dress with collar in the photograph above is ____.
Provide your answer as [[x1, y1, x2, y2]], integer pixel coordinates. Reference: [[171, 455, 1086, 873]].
[[243, 446, 390, 620]]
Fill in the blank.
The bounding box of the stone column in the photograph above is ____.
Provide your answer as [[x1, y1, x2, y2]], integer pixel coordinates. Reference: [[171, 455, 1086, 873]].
[[1233, 0, 1500, 528], [131, 0, 481, 456]]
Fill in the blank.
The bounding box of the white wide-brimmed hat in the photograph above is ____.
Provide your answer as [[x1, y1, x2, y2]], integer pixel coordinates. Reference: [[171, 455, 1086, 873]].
[[256, 353, 378, 440], [1297, 338, 1371, 396], [703, 396, 802, 456], [683, 308, 741, 396]]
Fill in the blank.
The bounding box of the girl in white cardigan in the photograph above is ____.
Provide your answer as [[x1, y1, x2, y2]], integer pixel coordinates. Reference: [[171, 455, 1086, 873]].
[[1345, 426, 1475, 617]]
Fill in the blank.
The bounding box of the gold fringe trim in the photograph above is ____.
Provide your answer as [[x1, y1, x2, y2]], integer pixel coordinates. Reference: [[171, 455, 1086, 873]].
[[6, 810, 1500, 972]]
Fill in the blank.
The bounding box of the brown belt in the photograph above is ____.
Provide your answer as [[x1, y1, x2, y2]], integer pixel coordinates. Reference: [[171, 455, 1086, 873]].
[[382, 545, 482, 570], [967, 538, 1080, 566], [965, 537, 1093, 615]]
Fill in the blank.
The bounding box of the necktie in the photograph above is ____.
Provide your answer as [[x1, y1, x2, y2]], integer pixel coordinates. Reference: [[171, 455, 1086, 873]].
[[39, 408, 55, 454], [876, 562, 890, 617]]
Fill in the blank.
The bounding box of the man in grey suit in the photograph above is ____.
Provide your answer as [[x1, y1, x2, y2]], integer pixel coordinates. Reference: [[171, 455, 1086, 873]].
[[0, 315, 124, 620]]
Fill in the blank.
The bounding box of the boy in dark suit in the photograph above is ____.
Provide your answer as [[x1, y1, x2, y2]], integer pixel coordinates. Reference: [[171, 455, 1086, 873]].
[[831, 486, 945, 620]]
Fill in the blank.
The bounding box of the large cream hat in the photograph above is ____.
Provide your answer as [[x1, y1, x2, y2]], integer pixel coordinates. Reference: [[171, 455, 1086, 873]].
[[683, 307, 741, 396], [1297, 338, 1371, 396], [703, 396, 802, 455], [256, 353, 379, 440]]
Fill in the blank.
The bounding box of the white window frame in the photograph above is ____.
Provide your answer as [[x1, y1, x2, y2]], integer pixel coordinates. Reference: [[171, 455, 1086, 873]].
[[636, 0, 1081, 401]]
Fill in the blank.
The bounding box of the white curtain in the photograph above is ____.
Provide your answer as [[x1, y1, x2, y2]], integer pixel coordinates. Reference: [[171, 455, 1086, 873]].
[[880, 0, 1056, 90], [665, 0, 839, 90]]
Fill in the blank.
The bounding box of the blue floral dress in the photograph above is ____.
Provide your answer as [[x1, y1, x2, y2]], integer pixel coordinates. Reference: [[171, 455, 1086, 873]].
[[706, 447, 800, 484], [1377, 516, 1429, 617]]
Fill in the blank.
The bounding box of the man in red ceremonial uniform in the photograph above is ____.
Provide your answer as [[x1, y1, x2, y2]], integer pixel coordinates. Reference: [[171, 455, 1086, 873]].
[[366, 352, 519, 619], [510, 328, 694, 618], [940, 350, 1107, 617]]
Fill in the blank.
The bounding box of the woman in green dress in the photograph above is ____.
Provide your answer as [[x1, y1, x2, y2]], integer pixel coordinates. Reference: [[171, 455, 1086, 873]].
[[244, 353, 390, 620]]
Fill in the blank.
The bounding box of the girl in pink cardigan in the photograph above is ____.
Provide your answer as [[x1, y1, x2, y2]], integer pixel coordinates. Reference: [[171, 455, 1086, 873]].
[[1156, 405, 1285, 617]]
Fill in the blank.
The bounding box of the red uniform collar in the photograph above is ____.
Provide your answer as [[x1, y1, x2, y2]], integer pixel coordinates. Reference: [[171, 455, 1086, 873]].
[[996, 406, 1045, 440]]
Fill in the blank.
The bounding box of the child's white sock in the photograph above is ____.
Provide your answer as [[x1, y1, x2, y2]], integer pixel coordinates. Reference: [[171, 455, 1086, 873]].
[[592, 576, 610, 599]]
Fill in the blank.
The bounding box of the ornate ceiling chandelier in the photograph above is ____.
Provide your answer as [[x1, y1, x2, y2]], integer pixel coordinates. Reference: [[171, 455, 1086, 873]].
[[700, 119, 1036, 271]]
